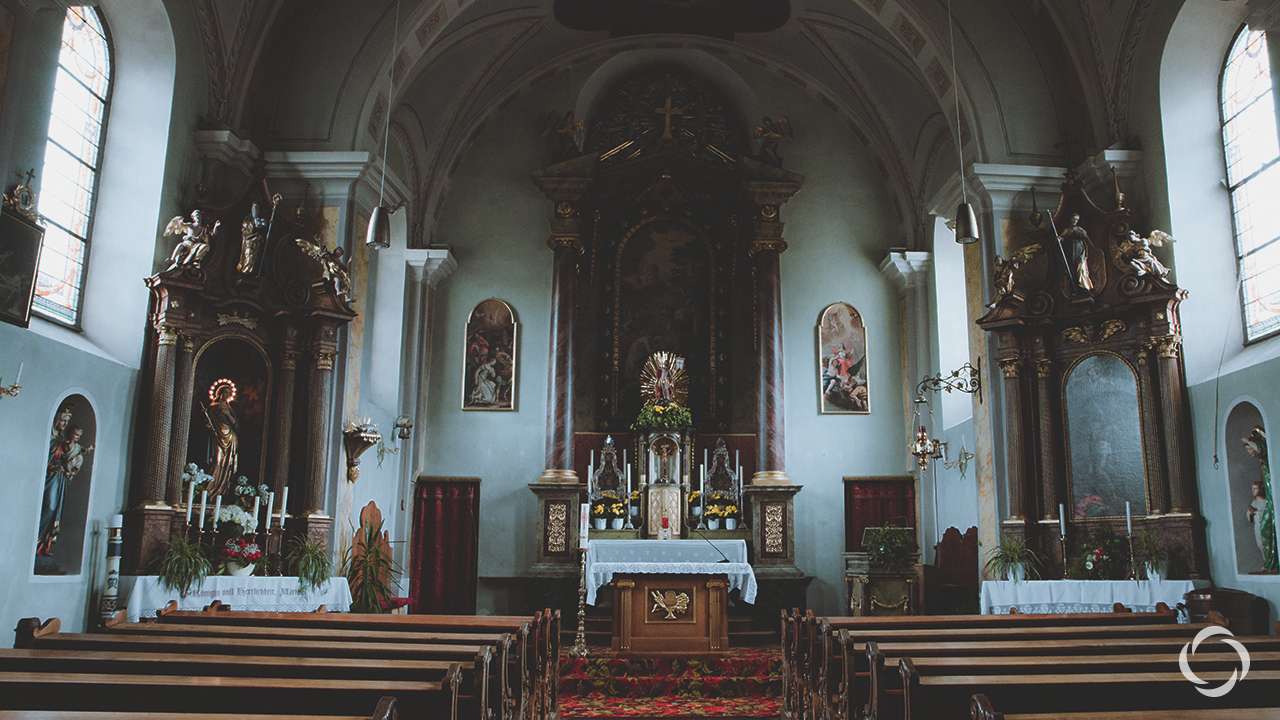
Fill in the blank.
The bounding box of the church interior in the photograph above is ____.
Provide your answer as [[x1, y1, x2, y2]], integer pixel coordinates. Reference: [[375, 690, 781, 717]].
[[4, 0, 1280, 717]]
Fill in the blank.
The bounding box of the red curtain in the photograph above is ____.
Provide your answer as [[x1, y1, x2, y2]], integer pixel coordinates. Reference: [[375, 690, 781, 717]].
[[410, 481, 479, 614], [844, 478, 916, 552]]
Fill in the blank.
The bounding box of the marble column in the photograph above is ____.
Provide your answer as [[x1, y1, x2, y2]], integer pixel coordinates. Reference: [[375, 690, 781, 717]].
[[1137, 344, 1169, 515], [145, 323, 178, 505], [752, 235, 789, 485], [304, 344, 338, 514], [165, 334, 195, 506], [1032, 357, 1060, 521], [1156, 336, 1194, 513], [997, 357, 1027, 524], [270, 345, 300, 498], [541, 235, 581, 483]]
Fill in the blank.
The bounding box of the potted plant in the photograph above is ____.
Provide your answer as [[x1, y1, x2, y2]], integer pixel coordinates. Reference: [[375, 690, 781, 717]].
[[722, 504, 739, 530], [631, 401, 693, 432], [630, 490, 642, 517], [984, 534, 1043, 582], [343, 517, 402, 614], [1135, 530, 1171, 581], [864, 526, 918, 573], [287, 535, 333, 596], [688, 490, 702, 517], [592, 492, 626, 529], [705, 505, 724, 530], [154, 535, 211, 596], [220, 537, 262, 576]]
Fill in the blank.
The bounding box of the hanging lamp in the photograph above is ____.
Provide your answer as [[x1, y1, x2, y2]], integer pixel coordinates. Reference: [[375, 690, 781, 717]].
[[366, 0, 401, 250], [947, 0, 979, 245]]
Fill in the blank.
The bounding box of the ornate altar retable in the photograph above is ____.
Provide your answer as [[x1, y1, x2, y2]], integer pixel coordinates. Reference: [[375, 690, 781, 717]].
[[586, 539, 756, 657]]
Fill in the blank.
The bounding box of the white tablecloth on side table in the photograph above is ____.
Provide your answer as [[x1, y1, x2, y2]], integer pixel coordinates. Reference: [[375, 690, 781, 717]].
[[979, 579, 1209, 615], [120, 575, 352, 622], [584, 539, 757, 605]]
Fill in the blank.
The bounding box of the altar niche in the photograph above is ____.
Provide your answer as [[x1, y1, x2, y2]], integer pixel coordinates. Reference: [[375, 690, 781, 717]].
[[978, 171, 1207, 579], [189, 338, 271, 498], [34, 394, 96, 576]]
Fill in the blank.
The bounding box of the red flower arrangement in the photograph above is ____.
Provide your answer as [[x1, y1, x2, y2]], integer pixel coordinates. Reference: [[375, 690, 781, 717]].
[[220, 537, 262, 564]]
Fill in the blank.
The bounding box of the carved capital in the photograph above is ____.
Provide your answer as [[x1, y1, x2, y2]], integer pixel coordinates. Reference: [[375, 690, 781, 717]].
[[547, 235, 584, 254], [749, 238, 789, 257], [1153, 335, 1183, 359], [997, 357, 1023, 379], [180, 335, 196, 354], [313, 350, 337, 372], [155, 324, 179, 346], [1032, 358, 1052, 379], [555, 201, 577, 218], [758, 204, 779, 221], [282, 350, 301, 372]]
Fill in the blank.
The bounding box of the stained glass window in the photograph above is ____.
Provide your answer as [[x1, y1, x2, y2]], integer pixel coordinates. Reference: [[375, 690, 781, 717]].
[[32, 7, 111, 326], [1223, 26, 1280, 343]]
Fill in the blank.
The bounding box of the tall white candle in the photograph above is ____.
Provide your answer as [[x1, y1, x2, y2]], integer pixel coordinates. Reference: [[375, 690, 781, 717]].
[[1126, 501, 1132, 535], [735, 450, 740, 475], [212, 496, 222, 532], [266, 491, 275, 530], [185, 481, 196, 524], [626, 464, 631, 491], [279, 487, 289, 528], [1059, 504, 1066, 536], [252, 496, 261, 533], [704, 448, 708, 471], [198, 490, 208, 530], [579, 502, 590, 549]]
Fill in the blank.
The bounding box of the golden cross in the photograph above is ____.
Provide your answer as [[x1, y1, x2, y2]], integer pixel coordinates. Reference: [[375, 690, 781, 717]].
[[654, 96, 683, 140]]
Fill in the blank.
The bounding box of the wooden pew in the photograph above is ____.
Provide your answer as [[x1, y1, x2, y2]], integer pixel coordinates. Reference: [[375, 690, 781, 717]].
[[971, 693, 1280, 720], [0, 696, 399, 720]]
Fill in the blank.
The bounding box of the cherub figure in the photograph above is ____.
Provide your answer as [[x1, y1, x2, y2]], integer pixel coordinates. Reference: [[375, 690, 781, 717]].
[[1116, 229, 1175, 278], [542, 110, 584, 162], [295, 236, 351, 299], [988, 244, 1041, 307], [752, 116, 793, 166], [164, 210, 220, 271]]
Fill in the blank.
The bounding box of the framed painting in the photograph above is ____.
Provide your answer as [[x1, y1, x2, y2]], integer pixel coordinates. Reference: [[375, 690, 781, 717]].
[[0, 206, 44, 328], [35, 394, 96, 575], [818, 302, 869, 414], [462, 298, 517, 411], [1063, 352, 1148, 519]]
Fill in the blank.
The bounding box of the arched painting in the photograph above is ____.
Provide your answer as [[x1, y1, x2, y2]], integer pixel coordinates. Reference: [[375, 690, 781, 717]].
[[817, 302, 869, 414], [1064, 354, 1147, 519], [1225, 401, 1277, 575], [35, 394, 96, 575], [463, 299, 518, 411], [188, 338, 271, 494]]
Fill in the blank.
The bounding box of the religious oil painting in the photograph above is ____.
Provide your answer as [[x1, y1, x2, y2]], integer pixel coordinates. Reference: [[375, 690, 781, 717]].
[[35, 394, 96, 575], [614, 216, 712, 417], [817, 302, 869, 414], [1064, 353, 1147, 519], [463, 298, 517, 411], [1224, 401, 1278, 575], [0, 207, 44, 328]]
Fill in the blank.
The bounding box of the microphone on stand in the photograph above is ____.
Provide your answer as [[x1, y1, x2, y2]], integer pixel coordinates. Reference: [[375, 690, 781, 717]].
[[690, 526, 732, 563]]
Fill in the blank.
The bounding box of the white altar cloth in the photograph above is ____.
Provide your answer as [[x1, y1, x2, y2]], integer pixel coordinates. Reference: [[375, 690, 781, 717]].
[[980, 579, 1208, 616], [120, 575, 352, 622], [584, 539, 757, 605]]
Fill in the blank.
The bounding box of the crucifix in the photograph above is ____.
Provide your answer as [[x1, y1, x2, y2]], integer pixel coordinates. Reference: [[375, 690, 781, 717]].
[[654, 96, 683, 141]]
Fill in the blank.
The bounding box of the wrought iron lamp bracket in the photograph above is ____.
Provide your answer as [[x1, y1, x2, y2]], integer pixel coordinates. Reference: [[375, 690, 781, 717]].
[[914, 359, 981, 403]]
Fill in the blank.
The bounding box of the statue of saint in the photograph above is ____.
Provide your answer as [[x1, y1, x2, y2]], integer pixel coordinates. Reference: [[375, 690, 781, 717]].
[[1057, 213, 1093, 293], [204, 381, 239, 497], [237, 202, 268, 275], [1243, 426, 1278, 574]]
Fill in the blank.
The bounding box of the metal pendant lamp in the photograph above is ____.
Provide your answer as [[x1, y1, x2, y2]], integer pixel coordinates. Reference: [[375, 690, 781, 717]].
[[948, 0, 980, 245], [366, 0, 400, 250]]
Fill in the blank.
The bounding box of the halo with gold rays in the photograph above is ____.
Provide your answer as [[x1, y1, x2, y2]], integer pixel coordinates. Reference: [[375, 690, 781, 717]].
[[640, 351, 689, 408]]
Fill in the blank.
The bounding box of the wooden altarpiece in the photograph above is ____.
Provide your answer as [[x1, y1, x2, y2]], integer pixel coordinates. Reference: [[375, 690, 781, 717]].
[[977, 172, 1208, 579], [123, 174, 355, 573]]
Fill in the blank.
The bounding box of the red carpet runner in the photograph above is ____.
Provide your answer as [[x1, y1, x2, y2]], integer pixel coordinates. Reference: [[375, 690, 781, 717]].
[[559, 646, 782, 718]]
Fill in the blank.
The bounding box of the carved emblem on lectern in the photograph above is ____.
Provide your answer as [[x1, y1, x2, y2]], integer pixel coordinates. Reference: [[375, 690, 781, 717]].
[[650, 590, 690, 620]]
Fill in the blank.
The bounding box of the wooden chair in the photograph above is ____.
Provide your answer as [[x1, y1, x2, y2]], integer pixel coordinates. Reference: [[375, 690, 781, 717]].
[[920, 527, 979, 615]]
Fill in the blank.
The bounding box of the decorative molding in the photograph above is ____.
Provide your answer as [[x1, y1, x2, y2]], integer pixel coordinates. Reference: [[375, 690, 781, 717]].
[[762, 502, 786, 557], [547, 235, 585, 254], [193, 130, 261, 178], [996, 357, 1022, 379], [545, 501, 568, 555], [217, 313, 258, 330], [155, 324, 178, 346], [405, 247, 457, 289], [1032, 358, 1052, 379], [749, 238, 789, 257], [879, 251, 932, 290], [314, 350, 338, 372]]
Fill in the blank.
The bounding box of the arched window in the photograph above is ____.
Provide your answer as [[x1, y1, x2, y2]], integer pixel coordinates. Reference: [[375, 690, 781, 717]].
[[33, 7, 111, 327], [1222, 26, 1280, 343]]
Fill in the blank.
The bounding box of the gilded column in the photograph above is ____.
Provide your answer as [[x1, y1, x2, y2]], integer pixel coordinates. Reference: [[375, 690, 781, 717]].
[[270, 347, 300, 497], [304, 346, 338, 513], [541, 234, 581, 482], [998, 357, 1027, 522], [165, 334, 196, 506], [752, 231, 789, 485], [1032, 358, 1059, 521], [145, 323, 179, 505], [1137, 344, 1169, 515], [1155, 335, 1193, 513]]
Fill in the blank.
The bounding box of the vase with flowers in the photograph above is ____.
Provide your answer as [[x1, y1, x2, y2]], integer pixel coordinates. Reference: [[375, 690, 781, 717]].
[[221, 537, 262, 576], [688, 490, 702, 517], [592, 492, 627, 529]]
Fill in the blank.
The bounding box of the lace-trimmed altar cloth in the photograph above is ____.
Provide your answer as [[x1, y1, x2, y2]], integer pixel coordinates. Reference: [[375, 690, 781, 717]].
[[980, 579, 1208, 617], [584, 539, 757, 605], [120, 575, 353, 622]]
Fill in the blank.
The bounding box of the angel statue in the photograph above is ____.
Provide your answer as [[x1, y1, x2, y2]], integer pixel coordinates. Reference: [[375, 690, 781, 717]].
[[752, 116, 793, 166], [1116, 229, 1175, 278], [988, 244, 1041, 307], [295, 236, 352, 299], [542, 110, 584, 162], [164, 210, 220, 271]]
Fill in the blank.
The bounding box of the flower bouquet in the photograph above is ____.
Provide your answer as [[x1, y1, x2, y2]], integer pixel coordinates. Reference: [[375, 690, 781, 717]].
[[233, 475, 270, 510], [631, 401, 693, 431], [220, 537, 262, 576], [592, 491, 627, 529], [217, 504, 259, 538]]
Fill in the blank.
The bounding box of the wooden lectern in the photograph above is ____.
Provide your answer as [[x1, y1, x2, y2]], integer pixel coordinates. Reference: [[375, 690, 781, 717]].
[[611, 573, 729, 657]]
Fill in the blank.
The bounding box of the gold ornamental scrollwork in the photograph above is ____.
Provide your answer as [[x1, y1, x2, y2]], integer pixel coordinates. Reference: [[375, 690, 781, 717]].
[[1061, 320, 1126, 345], [996, 357, 1022, 379], [749, 238, 789, 257], [546, 503, 567, 554], [547, 235, 584, 254], [759, 204, 779, 221], [555, 201, 577, 218], [650, 590, 691, 620], [1098, 319, 1127, 342], [764, 504, 786, 555], [217, 313, 258, 330], [314, 350, 338, 372]]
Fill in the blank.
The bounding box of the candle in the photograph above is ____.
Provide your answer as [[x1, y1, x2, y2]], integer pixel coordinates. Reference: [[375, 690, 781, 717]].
[[578, 502, 590, 549], [213, 495, 222, 532], [266, 491, 275, 531], [14, 362, 22, 385], [626, 464, 631, 489], [279, 487, 289, 528], [1059, 504, 1066, 537], [252, 496, 261, 533], [198, 490, 208, 530], [1126, 501, 1132, 535], [110, 513, 124, 529], [185, 481, 196, 524]]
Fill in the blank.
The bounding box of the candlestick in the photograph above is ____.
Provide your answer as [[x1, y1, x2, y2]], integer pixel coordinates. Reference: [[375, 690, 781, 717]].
[[198, 490, 208, 531], [185, 481, 196, 524], [279, 487, 289, 528]]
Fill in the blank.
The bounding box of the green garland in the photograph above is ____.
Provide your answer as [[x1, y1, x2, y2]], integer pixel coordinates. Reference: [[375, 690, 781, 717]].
[[631, 402, 693, 431]]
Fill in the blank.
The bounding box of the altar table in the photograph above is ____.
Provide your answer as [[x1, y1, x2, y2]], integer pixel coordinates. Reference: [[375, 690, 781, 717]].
[[584, 538, 757, 605], [979, 579, 1209, 616], [120, 575, 353, 622]]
